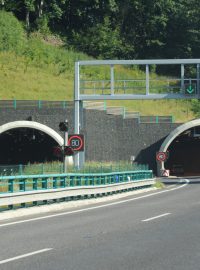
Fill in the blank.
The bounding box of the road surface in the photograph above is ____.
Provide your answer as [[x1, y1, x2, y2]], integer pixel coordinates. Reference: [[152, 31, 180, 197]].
[[0, 178, 200, 270]]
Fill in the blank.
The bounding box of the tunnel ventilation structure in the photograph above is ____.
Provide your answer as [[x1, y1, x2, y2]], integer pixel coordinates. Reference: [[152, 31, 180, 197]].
[[158, 119, 200, 176], [0, 121, 64, 165]]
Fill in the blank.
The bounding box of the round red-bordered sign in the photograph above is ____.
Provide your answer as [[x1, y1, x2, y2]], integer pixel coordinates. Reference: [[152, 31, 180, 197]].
[[68, 134, 84, 151], [156, 152, 167, 162]]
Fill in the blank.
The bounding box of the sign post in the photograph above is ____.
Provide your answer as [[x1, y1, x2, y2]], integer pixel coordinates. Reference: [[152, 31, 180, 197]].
[[59, 120, 69, 173]]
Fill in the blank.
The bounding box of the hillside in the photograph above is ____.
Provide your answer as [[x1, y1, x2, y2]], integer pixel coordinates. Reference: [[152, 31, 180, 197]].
[[0, 49, 195, 122], [0, 11, 196, 122]]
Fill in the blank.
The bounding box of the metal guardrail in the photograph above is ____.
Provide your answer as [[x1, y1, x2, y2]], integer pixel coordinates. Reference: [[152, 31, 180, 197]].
[[79, 78, 199, 96], [0, 100, 73, 109], [0, 170, 153, 193], [0, 99, 174, 123], [83, 101, 106, 110], [0, 170, 154, 211], [83, 101, 174, 122], [106, 106, 125, 116], [139, 116, 174, 124]]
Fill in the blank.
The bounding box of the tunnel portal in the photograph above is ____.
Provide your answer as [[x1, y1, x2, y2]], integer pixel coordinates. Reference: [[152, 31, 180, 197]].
[[165, 126, 200, 176], [0, 127, 61, 165]]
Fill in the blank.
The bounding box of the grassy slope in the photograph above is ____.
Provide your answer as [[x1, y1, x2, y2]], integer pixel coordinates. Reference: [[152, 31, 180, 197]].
[[0, 51, 74, 100], [106, 99, 194, 123], [0, 49, 195, 122]]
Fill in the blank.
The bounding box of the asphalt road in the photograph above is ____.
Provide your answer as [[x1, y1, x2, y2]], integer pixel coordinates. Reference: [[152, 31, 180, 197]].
[[0, 178, 200, 270]]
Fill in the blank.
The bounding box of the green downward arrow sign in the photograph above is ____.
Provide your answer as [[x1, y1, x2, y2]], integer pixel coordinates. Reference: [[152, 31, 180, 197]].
[[186, 85, 194, 94]]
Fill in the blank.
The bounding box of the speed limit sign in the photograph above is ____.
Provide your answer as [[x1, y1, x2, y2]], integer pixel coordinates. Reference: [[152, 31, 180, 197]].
[[156, 152, 167, 162], [68, 134, 84, 151]]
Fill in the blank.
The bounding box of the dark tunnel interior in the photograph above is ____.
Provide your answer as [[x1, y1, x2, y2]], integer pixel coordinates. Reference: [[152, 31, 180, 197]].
[[0, 128, 61, 165], [165, 126, 200, 176]]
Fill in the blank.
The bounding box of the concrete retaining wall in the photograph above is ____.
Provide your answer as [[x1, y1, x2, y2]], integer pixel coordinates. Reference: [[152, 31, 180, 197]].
[[0, 107, 180, 173]]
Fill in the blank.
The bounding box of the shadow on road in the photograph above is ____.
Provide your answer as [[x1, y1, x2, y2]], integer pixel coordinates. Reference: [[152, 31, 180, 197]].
[[160, 177, 200, 185]]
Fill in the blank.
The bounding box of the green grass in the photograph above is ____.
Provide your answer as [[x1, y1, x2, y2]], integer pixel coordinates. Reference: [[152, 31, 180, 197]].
[[0, 51, 74, 100], [106, 99, 194, 123], [0, 44, 196, 122], [154, 180, 165, 189], [0, 161, 148, 176]]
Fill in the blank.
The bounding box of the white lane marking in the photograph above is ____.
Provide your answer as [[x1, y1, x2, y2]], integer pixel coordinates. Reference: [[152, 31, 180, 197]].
[[142, 212, 171, 222], [0, 179, 189, 228], [0, 248, 53, 265]]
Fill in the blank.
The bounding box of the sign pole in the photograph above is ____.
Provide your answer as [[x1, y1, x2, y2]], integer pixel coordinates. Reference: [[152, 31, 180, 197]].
[[181, 64, 184, 93], [74, 62, 80, 169], [59, 120, 69, 173], [63, 131, 68, 173], [197, 64, 200, 98]]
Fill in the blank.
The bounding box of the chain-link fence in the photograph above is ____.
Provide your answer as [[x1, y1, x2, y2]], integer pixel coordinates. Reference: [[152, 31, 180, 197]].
[[0, 162, 149, 176]]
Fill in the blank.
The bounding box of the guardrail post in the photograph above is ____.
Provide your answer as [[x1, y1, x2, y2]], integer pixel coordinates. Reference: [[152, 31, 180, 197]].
[[19, 179, 25, 191], [100, 176, 103, 185], [91, 176, 94, 185], [53, 177, 57, 189], [61, 177, 66, 188], [104, 175, 106, 185], [42, 178, 47, 189], [13, 100, 17, 109], [33, 178, 38, 190], [156, 116, 159, 123], [63, 101, 67, 109], [8, 180, 14, 193], [38, 100, 42, 109], [84, 176, 87, 186], [70, 176, 74, 187], [104, 100, 107, 110]]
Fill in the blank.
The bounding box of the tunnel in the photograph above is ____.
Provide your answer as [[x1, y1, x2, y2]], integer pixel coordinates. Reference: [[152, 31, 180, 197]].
[[0, 128, 61, 165], [165, 127, 200, 176], [0, 121, 64, 166], [158, 119, 200, 176]]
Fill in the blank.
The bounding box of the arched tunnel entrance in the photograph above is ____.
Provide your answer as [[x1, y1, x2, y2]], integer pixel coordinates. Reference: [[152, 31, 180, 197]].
[[165, 127, 200, 176], [0, 121, 63, 165], [158, 119, 200, 176], [0, 128, 61, 164]]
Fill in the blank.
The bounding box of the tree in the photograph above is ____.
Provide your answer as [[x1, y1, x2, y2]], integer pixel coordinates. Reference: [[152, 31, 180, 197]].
[[24, 0, 35, 29], [73, 17, 123, 59]]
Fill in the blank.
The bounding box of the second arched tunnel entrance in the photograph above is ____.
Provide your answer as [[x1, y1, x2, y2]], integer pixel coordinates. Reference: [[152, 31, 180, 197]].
[[165, 126, 200, 176]]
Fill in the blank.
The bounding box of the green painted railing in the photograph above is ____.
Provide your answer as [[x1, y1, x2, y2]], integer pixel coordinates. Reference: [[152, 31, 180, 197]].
[[0, 170, 153, 194]]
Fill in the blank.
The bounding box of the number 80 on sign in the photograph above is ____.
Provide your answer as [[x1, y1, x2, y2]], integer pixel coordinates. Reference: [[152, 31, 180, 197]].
[[68, 134, 84, 151]]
